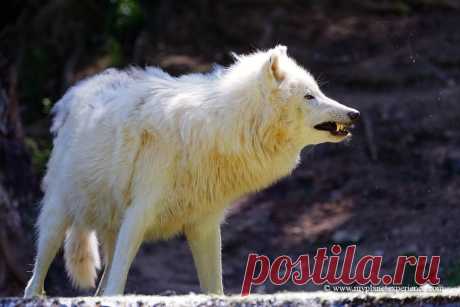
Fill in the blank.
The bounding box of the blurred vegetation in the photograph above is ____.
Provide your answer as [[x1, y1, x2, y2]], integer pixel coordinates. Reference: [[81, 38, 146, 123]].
[[1, 0, 149, 173], [2, 0, 458, 128], [7, 0, 144, 123]]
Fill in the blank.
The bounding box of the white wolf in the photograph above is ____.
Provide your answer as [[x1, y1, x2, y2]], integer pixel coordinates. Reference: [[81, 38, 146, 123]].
[[24, 45, 359, 297]]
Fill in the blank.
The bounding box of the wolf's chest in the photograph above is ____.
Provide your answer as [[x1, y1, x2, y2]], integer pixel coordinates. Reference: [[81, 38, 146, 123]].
[[143, 151, 298, 240], [172, 150, 299, 209]]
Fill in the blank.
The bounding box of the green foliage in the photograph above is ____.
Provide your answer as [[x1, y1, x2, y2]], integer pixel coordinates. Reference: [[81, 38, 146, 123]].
[[20, 47, 55, 125], [444, 262, 460, 286], [106, 37, 124, 67], [25, 137, 51, 175], [113, 0, 144, 31], [42, 98, 52, 115], [105, 0, 144, 41], [105, 0, 144, 66]]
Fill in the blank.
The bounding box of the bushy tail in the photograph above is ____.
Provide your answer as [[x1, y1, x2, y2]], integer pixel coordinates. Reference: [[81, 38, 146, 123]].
[[64, 227, 101, 289]]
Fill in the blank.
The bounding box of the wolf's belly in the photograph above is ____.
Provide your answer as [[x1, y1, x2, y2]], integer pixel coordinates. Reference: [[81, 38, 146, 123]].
[[142, 197, 227, 241]]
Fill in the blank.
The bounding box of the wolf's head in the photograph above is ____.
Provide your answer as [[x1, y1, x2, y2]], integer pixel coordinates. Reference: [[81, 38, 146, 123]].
[[254, 45, 360, 146]]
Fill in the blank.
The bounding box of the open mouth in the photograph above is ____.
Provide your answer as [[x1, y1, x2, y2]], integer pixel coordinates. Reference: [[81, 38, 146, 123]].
[[314, 121, 352, 136]]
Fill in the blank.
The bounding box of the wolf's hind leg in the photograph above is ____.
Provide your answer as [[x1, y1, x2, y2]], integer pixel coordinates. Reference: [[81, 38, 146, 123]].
[[185, 214, 224, 295], [95, 231, 116, 296], [24, 196, 70, 298], [102, 201, 153, 295], [102, 144, 166, 295]]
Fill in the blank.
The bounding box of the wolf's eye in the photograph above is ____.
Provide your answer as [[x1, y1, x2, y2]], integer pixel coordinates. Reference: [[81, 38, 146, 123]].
[[304, 94, 315, 100]]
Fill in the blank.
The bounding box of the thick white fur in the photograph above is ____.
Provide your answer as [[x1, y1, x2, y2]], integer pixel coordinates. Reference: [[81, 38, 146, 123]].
[[24, 46, 358, 297]]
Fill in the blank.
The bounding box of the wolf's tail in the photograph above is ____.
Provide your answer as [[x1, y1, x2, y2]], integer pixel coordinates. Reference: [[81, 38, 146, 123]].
[[64, 226, 101, 289]]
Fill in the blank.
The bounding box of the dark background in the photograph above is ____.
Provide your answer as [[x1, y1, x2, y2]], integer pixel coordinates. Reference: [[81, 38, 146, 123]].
[[0, 0, 459, 296]]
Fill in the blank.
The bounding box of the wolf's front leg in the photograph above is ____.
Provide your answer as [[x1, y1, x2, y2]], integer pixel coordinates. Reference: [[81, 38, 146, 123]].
[[102, 202, 151, 295], [186, 214, 224, 295]]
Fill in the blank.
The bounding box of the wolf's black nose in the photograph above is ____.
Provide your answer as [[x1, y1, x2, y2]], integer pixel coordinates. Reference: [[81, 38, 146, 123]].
[[347, 111, 360, 122]]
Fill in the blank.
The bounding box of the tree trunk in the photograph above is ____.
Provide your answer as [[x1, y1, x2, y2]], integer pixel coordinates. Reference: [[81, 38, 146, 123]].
[[0, 62, 40, 295]]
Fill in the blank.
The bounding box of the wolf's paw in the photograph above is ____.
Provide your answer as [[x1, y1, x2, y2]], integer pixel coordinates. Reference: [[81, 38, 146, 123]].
[[23, 292, 46, 299], [23, 282, 46, 299]]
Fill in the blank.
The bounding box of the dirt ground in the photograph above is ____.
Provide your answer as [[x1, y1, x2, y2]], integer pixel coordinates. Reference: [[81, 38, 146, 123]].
[[21, 3, 460, 297]]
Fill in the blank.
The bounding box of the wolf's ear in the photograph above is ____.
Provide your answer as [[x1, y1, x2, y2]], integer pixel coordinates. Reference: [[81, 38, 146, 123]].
[[267, 46, 287, 84]]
